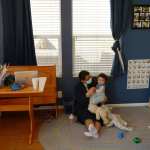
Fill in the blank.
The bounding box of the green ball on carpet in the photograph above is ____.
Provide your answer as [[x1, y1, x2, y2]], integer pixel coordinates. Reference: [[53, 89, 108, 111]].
[[132, 137, 141, 144]]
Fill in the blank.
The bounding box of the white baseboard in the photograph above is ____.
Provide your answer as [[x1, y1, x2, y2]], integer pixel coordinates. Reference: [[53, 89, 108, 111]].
[[34, 105, 64, 110], [34, 103, 149, 111], [107, 103, 148, 108]]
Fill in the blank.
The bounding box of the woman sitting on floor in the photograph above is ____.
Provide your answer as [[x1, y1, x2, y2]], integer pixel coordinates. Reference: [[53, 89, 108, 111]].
[[73, 70, 104, 138]]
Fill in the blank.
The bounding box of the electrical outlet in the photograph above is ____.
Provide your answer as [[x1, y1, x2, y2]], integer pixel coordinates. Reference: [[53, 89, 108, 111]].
[[57, 91, 63, 98]]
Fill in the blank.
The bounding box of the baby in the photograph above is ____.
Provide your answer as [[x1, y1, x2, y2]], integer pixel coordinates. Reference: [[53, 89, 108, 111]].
[[88, 73, 110, 125], [88, 75, 133, 131]]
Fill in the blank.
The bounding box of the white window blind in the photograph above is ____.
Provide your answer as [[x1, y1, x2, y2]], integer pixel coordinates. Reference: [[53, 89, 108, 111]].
[[31, 0, 61, 77], [73, 0, 114, 77]]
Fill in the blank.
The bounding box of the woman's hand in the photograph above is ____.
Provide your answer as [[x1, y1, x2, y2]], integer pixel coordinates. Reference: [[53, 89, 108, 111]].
[[86, 87, 96, 97]]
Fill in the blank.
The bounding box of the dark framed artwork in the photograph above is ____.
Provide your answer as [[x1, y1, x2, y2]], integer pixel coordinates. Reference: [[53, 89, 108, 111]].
[[132, 5, 150, 29]]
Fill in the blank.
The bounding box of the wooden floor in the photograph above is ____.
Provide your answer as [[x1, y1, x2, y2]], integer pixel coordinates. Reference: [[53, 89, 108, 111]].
[[0, 111, 54, 150]]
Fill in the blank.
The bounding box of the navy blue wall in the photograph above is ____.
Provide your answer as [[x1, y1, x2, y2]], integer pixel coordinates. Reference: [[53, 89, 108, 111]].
[[111, 29, 150, 103], [58, 0, 150, 105], [110, 0, 150, 103]]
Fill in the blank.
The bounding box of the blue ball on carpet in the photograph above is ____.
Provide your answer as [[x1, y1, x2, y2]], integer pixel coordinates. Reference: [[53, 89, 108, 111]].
[[117, 131, 124, 139]]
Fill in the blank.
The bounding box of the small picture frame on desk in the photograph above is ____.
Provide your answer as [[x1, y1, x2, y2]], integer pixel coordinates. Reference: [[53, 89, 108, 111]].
[[132, 5, 150, 29]]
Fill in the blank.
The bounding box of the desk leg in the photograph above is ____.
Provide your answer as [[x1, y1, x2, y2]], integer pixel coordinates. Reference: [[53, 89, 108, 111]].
[[29, 96, 34, 144]]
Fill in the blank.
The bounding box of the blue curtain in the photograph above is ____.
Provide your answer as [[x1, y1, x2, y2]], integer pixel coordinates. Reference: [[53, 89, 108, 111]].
[[110, 0, 131, 77], [0, 1, 3, 64], [1, 0, 37, 65]]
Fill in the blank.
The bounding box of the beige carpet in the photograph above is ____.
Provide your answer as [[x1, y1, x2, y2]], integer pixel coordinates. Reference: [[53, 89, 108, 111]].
[[39, 107, 150, 150]]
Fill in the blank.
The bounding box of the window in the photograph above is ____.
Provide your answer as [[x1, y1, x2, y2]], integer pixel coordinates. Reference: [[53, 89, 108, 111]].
[[31, 0, 61, 76], [73, 0, 114, 77]]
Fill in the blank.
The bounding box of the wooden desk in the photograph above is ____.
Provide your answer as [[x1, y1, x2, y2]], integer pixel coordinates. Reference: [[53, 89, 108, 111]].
[[7, 65, 58, 117], [0, 86, 42, 144], [0, 65, 57, 144]]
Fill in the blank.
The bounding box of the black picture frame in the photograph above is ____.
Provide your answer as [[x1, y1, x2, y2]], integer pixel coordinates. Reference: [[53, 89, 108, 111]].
[[132, 5, 150, 29]]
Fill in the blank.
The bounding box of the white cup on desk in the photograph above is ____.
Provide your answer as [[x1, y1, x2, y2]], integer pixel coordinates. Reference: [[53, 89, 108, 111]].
[[32, 78, 39, 90], [38, 77, 47, 92]]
